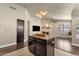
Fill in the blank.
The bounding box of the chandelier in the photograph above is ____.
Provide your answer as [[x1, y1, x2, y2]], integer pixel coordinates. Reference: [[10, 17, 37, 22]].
[[35, 10, 47, 18]]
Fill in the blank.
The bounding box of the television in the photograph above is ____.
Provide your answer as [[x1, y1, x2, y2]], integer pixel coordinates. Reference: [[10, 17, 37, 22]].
[[33, 25, 40, 31]]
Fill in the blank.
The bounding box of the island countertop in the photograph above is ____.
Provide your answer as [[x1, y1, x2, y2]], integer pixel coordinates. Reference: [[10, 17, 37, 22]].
[[29, 34, 54, 40]]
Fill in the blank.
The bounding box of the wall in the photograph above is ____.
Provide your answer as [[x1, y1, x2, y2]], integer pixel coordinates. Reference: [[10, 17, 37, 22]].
[[29, 17, 41, 35], [72, 6, 79, 46], [0, 3, 30, 48]]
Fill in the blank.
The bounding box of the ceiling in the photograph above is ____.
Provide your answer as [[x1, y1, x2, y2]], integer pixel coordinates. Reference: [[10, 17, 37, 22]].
[[17, 3, 76, 20]]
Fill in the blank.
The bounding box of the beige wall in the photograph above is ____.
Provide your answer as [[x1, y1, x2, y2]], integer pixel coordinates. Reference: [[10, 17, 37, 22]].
[[0, 4, 41, 48], [72, 6, 79, 46], [0, 4, 30, 48]]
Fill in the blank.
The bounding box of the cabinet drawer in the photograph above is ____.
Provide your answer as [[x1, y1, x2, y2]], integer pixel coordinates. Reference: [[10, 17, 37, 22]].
[[41, 40, 46, 45], [35, 38, 42, 43], [35, 38, 46, 44], [29, 36, 34, 40]]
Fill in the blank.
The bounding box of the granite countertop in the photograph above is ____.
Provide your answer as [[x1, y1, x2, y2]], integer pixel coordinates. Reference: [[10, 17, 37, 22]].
[[29, 34, 72, 40], [54, 35, 72, 39], [29, 34, 54, 40]]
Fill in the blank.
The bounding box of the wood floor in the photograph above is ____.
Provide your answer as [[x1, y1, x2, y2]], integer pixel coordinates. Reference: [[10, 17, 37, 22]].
[[3, 47, 34, 56], [0, 38, 79, 56], [0, 41, 28, 55]]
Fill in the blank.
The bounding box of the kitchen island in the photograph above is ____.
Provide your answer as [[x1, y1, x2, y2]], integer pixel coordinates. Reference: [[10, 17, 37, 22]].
[[28, 34, 54, 56]]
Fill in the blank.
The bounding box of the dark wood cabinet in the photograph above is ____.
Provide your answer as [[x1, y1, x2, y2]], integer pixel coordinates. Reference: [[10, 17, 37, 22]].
[[35, 39, 46, 56], [28, 36, 36, 54], [28, 36, 54, 56]]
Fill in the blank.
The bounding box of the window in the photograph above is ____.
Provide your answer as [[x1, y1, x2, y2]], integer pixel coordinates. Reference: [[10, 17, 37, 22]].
[[60, 22, 71, 32]]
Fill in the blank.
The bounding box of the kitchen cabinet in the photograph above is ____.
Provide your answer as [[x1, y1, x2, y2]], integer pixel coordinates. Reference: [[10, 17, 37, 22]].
[[28, 36, 54, 56], [54, 37, 71, 52], [35, 38, 46, 56], [28, 36, 36, 54]]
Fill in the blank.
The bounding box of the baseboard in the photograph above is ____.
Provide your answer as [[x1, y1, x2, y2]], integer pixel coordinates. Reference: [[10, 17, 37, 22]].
[[0, 40, 28, 49], [0, 43, 16, 48], [24, 39, 28, 42], [72, 43, 79, 47]]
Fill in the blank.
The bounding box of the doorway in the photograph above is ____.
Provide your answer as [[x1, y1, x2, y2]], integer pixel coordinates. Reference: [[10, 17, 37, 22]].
[[17, 19, 24, 43]]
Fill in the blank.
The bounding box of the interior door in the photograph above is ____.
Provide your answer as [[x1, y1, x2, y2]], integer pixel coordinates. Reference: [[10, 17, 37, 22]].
[[17, 19, 24, 43]]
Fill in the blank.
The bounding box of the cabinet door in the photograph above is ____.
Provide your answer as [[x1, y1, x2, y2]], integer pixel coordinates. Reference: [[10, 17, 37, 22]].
[[55, 38, 64, 50], [47, 44, 54, 56], [47, 39, 54, 56], [35, 42, 46, 56], [28, 41, 36, 54], [35, 39, 46, 56], [28, 37, 36, 54], [55, 37, 71, 52]]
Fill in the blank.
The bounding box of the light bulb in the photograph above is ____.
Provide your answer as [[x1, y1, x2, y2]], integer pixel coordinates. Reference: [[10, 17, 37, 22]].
[[36, 13, 42, 18], [40, 10, 47, 16], [45, 24, 49, 27]]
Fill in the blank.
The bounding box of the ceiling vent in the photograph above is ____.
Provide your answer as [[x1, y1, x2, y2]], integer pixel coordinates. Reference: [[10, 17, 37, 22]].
[[9, 6, 16, 10]]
